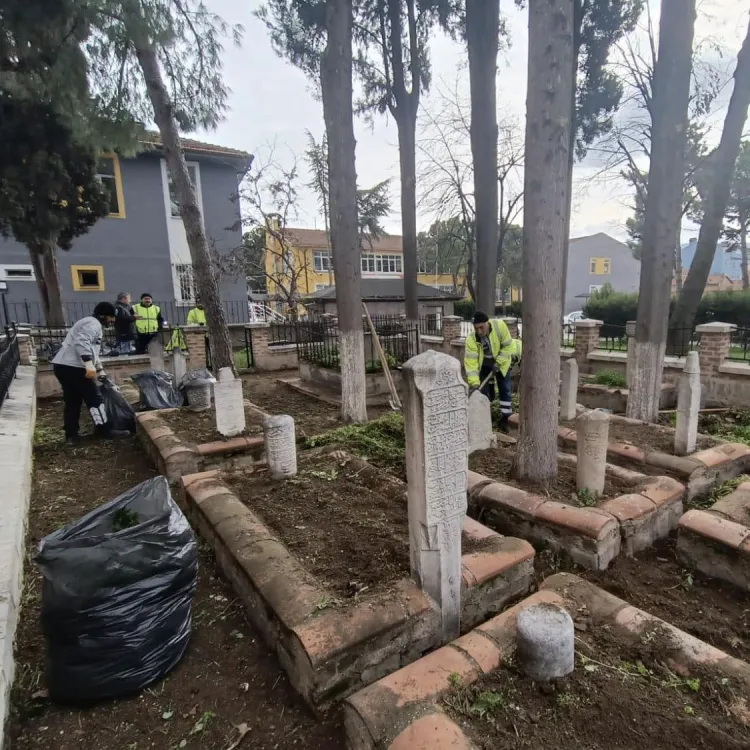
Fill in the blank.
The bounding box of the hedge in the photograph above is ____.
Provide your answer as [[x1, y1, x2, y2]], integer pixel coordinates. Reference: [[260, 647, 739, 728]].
[[454, 299, 522, 320]]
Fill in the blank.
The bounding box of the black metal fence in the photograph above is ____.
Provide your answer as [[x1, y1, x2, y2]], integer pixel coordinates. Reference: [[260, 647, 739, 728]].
[[596, 326, 628, 352], [665, 328, 699, 358], [0, 299, 251, 328], [729, 327, 750, 361], [0, 324, 21, 407]]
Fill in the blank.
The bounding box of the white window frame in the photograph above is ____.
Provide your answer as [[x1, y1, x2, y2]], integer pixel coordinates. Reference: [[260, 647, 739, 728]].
[[161, 159, 204, 221], [0, 264, 36, 281], [313, 250, 332, 272], [361, 253, 403, 276], [315, 283, 330, 291], [174, 263, 197, 306]]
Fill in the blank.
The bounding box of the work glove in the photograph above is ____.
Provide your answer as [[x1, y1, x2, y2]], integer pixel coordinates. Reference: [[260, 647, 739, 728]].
[[491, 361, 500, 374], [84, 361, 97, 379]]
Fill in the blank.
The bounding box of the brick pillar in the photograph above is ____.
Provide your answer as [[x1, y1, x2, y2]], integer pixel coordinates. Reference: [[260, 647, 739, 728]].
[[246, 323, 271, 370], [696, 322, 733, 377], [183, 325, 208, 370], [573, 319, 602, 368], [442, 316, 463, 356], [501, 317, 520, 339]]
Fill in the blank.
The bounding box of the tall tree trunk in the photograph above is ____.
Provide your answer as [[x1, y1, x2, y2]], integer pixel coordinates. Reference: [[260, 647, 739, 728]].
[[674, 244, 683, 293], [466, 0, 499, 316], [669, 17, 750, 333], [396, 113, 419, 326], [741, 220, 749, 290], [627, 0, 696, 421], [516, 0, 575, 484], [28, 237, 66, 327], [133, 41, 235, 374], [321, 0, 367, 423]]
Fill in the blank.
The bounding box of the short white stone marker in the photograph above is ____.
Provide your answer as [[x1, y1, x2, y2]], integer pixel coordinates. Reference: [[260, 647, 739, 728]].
[[675, 351, 701, 456], [264, 414, 297, 479], [147, 337, 165, 372], [468, 391, 494, 454], [214, 367, 246, 438], [172, 347, 187, 384], [517, 603, 575, 682], [403, 350, 468, 642], [576, 409, 610, 495], [559, 358, 578, 421]]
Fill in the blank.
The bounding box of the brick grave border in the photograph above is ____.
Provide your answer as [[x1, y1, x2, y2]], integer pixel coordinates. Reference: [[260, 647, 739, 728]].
[[677, 480, 750, 592], [135, 405, 265, 481], [343, 572, 750, 750], [466, 457, 684, 571], [508, 412, 750, 502], [176, 453, 536, 709]]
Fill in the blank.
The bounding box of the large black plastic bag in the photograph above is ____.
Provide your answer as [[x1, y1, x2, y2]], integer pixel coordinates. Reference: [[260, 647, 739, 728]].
[[131, 369, 183, 409], [99, 375, 136, 432], [35, 477, 198, 703]]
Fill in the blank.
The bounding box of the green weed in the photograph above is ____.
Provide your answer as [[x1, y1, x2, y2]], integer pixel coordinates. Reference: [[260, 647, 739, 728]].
[[471, 690, 505, 717], [591, 370, 627, 388], [576, 488, 599, 507]]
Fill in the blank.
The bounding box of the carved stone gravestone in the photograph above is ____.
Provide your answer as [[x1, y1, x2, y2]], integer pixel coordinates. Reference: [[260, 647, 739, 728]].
[[403, 350, 468, 642], [147, 337, 165, 372], [559, 358, 578, 421], [468, 391, 494, 453], [214, 367, 246, 438], [171, 347, 187, 385], [576, 409, 610, 495], [675, 351, 701, 456], [264, 414, 297, 479]]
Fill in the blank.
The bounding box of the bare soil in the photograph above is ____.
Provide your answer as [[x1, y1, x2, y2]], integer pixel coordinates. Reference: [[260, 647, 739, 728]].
[[469, 445, 641, 506], [536, 535, 750, 666], [240, 372, 392, 439], [561, 417, 718, 455], [444, 616, 750, 750], [160, 406, 263, 447], [225, 451, 488, 601], [8, 399, 345, 750]]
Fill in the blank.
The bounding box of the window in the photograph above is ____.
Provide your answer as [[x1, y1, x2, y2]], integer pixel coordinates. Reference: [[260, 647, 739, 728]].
[[174, 263, 196, 304], [167, 164, 198, 217], [0, 265, 35, 281], [361, 253, 403, 275], [71, 265, 105, 291], [313, 250, 332, 272], [589, 257, 612, 275], [437, 285, 455, 293], [418, 260, 429, 274], [96, 154, 125, 218], [315, 283, 330, 291]]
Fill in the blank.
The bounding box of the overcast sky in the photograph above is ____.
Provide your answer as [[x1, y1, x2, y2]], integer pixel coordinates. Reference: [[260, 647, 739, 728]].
[[196, 0, 749, 242]]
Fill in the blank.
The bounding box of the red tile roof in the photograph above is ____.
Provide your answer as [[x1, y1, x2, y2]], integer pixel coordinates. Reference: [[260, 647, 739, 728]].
[[140, 131, 251, 159], [281, 227, 404, 253]]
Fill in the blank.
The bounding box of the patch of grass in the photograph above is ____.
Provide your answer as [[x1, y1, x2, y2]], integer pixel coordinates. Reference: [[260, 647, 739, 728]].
[[591, 370, 627, 388], [576, 488, 599, 507], [448, 672, 462, 688], [471, 690, 505, 717], [305, 413, 406, 473], [697, 474, 750, 510], [234, 348, 253, 369]]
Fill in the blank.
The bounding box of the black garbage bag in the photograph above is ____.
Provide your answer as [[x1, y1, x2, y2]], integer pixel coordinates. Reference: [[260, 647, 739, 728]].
[[35, 477, 198, 703], [131, 369, 183, 410], [99, 375, 136, 433]]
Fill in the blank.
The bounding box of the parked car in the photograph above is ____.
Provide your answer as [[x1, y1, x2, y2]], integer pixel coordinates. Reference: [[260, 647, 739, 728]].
[[563, 311, 585, 327]]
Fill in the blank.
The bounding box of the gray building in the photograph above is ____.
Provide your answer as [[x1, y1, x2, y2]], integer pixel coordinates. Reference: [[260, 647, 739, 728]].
[[0, 134, 251, 326], [564, 233, 640, 313]]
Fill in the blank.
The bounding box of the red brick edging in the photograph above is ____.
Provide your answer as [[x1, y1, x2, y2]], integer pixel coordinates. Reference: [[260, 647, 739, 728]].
[[344, 572, 750, 749], [177, 460, 536, 709], [467, 467, 684, 569]]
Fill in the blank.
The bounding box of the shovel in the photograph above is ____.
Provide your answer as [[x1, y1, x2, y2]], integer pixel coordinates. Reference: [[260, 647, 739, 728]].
[[363, 303, 402, 411]]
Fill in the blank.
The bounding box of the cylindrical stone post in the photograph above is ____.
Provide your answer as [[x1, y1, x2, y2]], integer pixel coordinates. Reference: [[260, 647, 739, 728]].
[[517, 603, 575, 682], [559, 358, 578, 421], [576, 409, 610, 495], [264, 414, 297, 480], [675, 351, 701, 456]]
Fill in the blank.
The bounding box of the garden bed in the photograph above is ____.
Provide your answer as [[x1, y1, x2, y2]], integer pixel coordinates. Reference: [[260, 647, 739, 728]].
[[9, 399, 346, 750], [344, 574, 750, 750], [179, 451, 536, 708], [160, 403, 264, 446]]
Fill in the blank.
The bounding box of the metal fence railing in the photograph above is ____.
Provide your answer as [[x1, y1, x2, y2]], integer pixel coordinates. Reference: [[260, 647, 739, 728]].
[[665, 327, 699, 358], [596, 326, 628, 352], [0, 324, 21, 407], [729, 327, 750, 361]]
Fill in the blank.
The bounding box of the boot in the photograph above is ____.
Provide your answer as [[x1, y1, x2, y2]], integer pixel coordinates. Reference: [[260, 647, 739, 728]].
[[65, 435, 82, 446], [498, 415, 510, 435]]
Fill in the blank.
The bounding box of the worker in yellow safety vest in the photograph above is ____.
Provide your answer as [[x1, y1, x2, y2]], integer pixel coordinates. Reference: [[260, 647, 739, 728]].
[[186, 300, 207, 326], [132, 293, 164, 354], [464, 311, 522, 433]]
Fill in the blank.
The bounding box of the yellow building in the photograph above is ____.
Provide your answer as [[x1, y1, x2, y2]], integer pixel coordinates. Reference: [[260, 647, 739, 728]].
[[263, 224, 520, 315]]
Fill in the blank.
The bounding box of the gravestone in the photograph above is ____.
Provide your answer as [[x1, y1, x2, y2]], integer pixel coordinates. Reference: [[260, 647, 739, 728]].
[[468, 391, 494, 453], [675, 351, 701, 456], [147, 337, 165, 372], [214, 367, 246, 438], [171, 347, 187, 385], [403, 350, 468, 642], [576, 409, 610, 495], [517, 603, 575, 682], [559, 358, 578, 421], [264, 414, 297, 479]]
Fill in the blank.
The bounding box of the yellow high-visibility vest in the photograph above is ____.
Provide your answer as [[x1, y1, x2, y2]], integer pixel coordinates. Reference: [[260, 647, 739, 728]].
[[133, 303, 161, 334], [187, 307, 206, 326], [464, 319, 514, 386]]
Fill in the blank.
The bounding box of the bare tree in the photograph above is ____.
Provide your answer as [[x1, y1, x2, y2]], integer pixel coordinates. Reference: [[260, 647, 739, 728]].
[[516, 0, 575, 484], [627, 0, 696, 422]]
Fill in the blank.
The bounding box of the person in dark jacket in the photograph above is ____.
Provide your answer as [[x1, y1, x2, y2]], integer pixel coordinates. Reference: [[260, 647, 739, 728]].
[[114, 292, 136, 354]]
